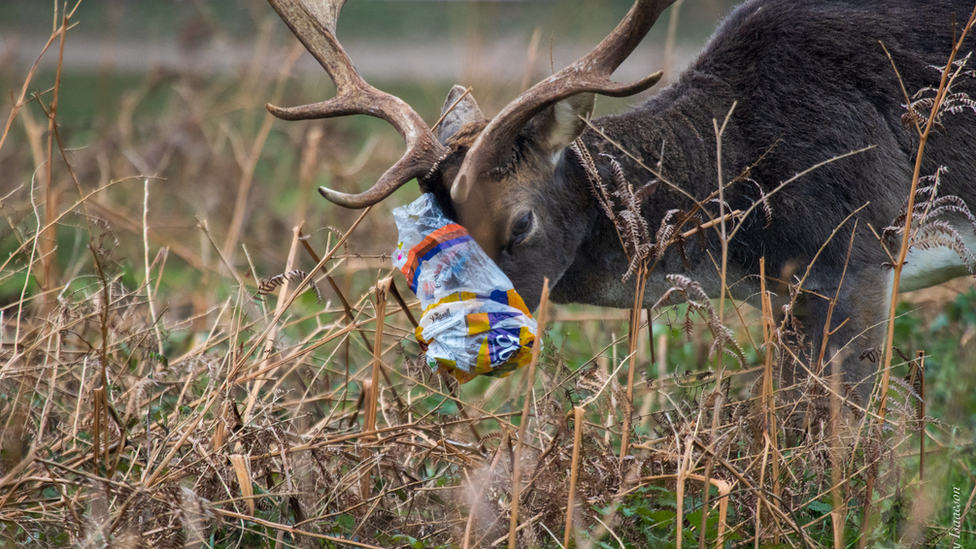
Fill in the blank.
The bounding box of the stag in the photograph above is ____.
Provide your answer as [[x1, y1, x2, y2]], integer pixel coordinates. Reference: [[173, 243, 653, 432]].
[[266, 0, 976, 401]]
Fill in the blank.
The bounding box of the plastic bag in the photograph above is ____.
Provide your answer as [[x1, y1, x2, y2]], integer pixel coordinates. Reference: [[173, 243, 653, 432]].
[[392, 194, 537, 383]]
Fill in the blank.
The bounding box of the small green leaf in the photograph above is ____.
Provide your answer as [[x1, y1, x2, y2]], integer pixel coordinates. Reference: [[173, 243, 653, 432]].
[[806, 499, 834, 515]]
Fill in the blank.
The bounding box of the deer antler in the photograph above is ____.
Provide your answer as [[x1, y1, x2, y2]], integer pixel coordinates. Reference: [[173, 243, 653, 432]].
[[266, 0, 448, 208], [450, 0, 677, 203]]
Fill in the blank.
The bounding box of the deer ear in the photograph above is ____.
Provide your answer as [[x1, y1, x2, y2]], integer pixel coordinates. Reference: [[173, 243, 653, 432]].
[[530, 93, 595, 154], [438, 85, 485, 144]]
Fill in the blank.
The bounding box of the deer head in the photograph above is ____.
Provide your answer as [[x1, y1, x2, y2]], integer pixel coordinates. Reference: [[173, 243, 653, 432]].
[[265, 0, 678, 309]]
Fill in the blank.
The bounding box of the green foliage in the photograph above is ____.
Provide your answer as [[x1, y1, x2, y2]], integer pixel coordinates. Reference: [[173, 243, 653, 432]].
[[574, 486, 739, 549], [894, 288, 976, 421]]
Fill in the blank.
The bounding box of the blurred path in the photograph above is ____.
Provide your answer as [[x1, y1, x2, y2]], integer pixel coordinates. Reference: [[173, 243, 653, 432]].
[[1, 34, 700, 85]]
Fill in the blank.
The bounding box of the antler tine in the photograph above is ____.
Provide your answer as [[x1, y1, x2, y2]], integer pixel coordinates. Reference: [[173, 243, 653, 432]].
[[266, 0, 448, 208], [451, 0, 677, 203]]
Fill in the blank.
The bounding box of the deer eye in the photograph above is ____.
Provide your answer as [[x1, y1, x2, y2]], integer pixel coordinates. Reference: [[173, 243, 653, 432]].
[[510, 212, 533, 244]]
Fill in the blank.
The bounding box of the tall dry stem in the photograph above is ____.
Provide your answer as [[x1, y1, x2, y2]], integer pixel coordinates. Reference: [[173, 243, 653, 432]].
[[508, 278, 549, 549], [222, 43, 303, 263], [620, 261, 648, 462], [877, 6, 976, 421], [365, 277, 392, 436], [758, 258, 782, 545], [564, 406, 584, 548], [40, 6, 71, 314], [699, 101, 736, 549], [662, 0, 686, 82], [862, 7, 976, 546]]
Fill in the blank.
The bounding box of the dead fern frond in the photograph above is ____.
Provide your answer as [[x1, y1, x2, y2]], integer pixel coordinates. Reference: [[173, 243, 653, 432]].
[[651, 275, 746, 368], [902, 52, 976, 129], [257, 269, 323, 302], [747, 178, 774, 227], [882, 170, 976, 275]]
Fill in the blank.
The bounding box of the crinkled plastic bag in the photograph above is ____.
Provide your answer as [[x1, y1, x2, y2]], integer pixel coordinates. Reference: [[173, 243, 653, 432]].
[[392, 194, 537, 383]]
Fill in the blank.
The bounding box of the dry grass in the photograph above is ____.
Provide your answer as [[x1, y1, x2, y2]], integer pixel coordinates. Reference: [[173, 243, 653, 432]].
[[1, 2, 975, 548]]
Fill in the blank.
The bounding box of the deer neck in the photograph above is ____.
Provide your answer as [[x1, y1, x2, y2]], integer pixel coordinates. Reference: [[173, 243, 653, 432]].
[[550, 76, 755, 308]]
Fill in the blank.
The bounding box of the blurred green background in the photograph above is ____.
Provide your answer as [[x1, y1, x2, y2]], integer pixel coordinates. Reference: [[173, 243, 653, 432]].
[[0, 0, 740, 310]]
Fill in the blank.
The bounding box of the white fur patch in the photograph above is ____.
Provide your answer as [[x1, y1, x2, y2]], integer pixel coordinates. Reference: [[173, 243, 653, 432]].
[[898, 224, 976, 292]]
